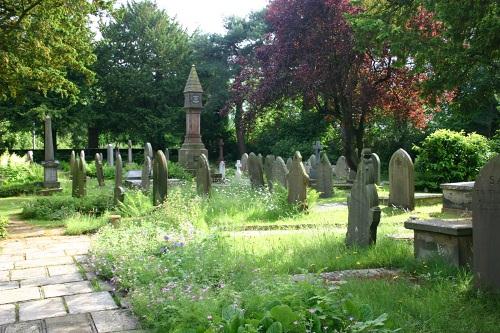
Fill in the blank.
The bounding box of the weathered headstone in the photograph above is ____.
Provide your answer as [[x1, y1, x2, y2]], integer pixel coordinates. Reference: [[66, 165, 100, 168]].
[[346, 149, 381, 247], [218, 160, 226, 179], [165, 148, 169, 161], [304, 161, 312, 176], [241, 153, 249, 174], [472, 154, 500, 291], [77, 151, 87, 198], [272, 157, 288, 188], [42, 116, 60, 189], [370, 152, 381, 185], [152, 150, 168, 205], [196, 154, 211, 196], [95, 153, 105, 187], [70, 151, 78, 197], [218, 139, 224, 163], [335, 156, 349, 180], [248, 153, 265, 188], [388, 148, 415, 210], [114, 153, 125, 205], [144, 142, 153, 160], [264, 155, 276, 190], [26, 150, 34, 164], [141, 156, 152, 192], [286, 157, 292, 171], [235, 160, 242, 182], [287, 151, 309, 210], [127, 140, 133, 164], [317, 152, 333, 198], [107, 144, 114, 166]]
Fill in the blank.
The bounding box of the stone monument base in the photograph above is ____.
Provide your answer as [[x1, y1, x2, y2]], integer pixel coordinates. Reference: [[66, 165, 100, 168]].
[[178, 143, 208, 172], [38, 187, 63, 196]]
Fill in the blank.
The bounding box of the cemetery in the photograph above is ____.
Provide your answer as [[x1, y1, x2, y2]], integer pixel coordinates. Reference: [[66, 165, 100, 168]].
[[0, 0, 499, 332]]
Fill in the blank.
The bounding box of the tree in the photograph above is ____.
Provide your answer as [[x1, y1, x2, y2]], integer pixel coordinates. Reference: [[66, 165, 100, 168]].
[[252, 0, 429, 169], [0, 0, 111, 102], [95, 0, 192, 149], [352, 0, 499, 136]]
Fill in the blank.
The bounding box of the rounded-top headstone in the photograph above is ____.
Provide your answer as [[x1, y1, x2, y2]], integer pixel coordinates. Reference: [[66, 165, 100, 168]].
[[388, 148, 414, 210]]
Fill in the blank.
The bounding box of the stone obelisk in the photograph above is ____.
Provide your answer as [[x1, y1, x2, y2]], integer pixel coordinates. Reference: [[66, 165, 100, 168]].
[[178, 65, 208, 172], [42, 116, 61, 192]]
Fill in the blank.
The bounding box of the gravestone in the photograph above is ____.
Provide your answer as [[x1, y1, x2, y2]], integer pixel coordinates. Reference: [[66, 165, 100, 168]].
[[286, 157, 292, 171], [248, 153, 265, 188], [196, 154, 211, 196], [388, 148, 415, 210], [77, 151, 87, 198], [95, 153, 105, 187], [70, 151, 78, 197], [335, 156, 349, 180], [152, 150, 168, 205], [472, 154, 500, 291], [107, 144, 114, 166], [304, 161, 312, 177], [218, 139, 224, 163], [235, 160, 242, 182], [370, 152, 381, 185], [144, 142, 153, 160], [165, 148, 169, 161], [218, 161, 226, 179], [317, 152, 333, 198], [26, 150, 34, 163], [264, 155, 276, 190], [42, 116, 60, 190], [307, 154, 317, 178], [241, 153, 249, 173], [127, 140, 133, 164], [346, 149, 381, 247], [273, 157, 288, 188], [287, 151, 309, 210], [141, 156, 152, 192], [312, 141, 322, 164], [114, 153, 125, 205]]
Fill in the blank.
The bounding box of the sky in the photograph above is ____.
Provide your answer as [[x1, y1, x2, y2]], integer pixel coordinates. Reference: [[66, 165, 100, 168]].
[[117, 0, 268, 34]]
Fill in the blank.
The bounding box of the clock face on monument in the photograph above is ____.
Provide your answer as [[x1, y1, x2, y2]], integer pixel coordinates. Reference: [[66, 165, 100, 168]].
[[191, 95, 200, 104]]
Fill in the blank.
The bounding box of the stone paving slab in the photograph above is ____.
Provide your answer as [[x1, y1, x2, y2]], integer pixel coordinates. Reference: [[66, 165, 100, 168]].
[[0, 263, 13, 271], [47, 264, 79, 277], [21, 273, 84, 288], [0, 286, 41, 305], [1, 319, 43, 333], [65, 292, 118, 314], [19, 298, 67, 321], [45, 314, 95, 333], [25, 251, 66, 260], [14, 256, 74, 270], [92, 310, 139, 332], [10, 267, 47, 280], [0, 282, 19, 291], [0, 271, 8, 283], [0, 304, 15, 326], [43, 281, 93, 298], [0, 255, 24, 263]]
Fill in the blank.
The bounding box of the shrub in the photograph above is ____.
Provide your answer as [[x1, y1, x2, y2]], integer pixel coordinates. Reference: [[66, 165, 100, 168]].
[[21, 194, 113, 220], [168, 161, 192, 180], [490, 129, 500, 154], [414, 129, 492, 191], [0, 182, 43, 198], [0, 216, 8, 238], [65, 213, 108, 235]]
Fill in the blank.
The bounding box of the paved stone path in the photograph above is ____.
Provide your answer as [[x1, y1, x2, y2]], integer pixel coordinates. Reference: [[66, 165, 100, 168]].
[[0, 231, 142, 332]]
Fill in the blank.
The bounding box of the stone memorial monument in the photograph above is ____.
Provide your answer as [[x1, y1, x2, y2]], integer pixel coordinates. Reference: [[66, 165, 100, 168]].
[[196, 154, 211, 196], [95, 153, 105, 187], [144, 142, 153, 160], [218, 160, 226, 179], [335, 156, 349, 180], [235, 160, 242, 182], [241, 153, 249, 174], [317, 152, 333, 198], [370, 152, 381, 185], [264, 155, 276, 190], [346, 148, 381, 247], [107, 144, 114, 166], [248, 153, 265, 188], [70, 151, 78, 197], [41, 116, 61, 192], [273, 157, 288, 188], [388, 148, 415, 210], [218, 139, 224, 163], [287, 151, 309, 210], [152, 150, 168, 205], [114, 153, 125, 205], [178, 65, 208, 172], [472, 154, 500, 291], [127, 140, 133, 164]]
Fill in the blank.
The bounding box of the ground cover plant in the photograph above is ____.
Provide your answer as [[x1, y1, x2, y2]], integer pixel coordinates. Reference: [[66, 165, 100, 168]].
[[0, 150, 43, 197]]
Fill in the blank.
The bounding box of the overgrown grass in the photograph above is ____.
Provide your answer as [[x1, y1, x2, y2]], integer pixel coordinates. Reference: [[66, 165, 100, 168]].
[[65, 213, 109, 235]]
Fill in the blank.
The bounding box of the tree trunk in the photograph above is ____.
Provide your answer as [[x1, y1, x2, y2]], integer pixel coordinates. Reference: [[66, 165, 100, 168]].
[[341, 111, 359, 171], [235, 102, 247, 156], [87, 127, 99, 148]]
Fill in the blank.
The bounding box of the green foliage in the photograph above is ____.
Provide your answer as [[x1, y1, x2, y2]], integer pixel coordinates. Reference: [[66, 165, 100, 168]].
[[117, 190, 154, 218], [65, 213, 108, 235], [490, 129, 500, 154], [0, 216, 8, 238], [0, 150, 43, 197], [0, 182, 42, 198], [21, 194, 113, 220], [414, 129, 492, 190], [168, 161, 193, 181]]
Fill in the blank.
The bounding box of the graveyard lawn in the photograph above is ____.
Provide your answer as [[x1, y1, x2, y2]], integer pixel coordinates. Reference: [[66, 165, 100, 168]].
[[2, 176, 498, 332]]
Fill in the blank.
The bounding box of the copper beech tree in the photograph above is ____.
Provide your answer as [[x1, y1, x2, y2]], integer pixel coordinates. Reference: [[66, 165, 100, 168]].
[[231, 0, 433, 170]]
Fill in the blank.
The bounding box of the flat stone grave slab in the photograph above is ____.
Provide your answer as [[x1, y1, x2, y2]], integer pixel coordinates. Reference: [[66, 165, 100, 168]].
[[126, 178, 183, 188], [0, 304, 15, 325], [440, 181, 474, 214], [404, 218, 472, 267], [380, 193, 442, 206], [125, 170, 142, 180], [332, 182, 353, 190]]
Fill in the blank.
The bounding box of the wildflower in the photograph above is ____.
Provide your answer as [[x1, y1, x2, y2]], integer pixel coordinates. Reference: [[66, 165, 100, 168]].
[[207, 315, 213, 321]]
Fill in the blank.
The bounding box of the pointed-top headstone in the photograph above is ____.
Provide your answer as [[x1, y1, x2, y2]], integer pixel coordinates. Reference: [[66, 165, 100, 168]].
[[184, 65, 203, 93], [248, 153, 265, 188], [317, 152, 333, 198], [196, 154, 211, 196], [287, 151, 309, 210], [273, 157, 288, 188]]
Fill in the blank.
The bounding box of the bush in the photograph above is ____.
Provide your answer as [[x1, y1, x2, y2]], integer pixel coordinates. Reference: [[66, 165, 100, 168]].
[[21, 194, 113, 220], [168, 161, 192, 180], [65, 213, 108, 235], [414, 130, 492, 191], [0, 216, 8, 238], [490, 129, 500, 154]]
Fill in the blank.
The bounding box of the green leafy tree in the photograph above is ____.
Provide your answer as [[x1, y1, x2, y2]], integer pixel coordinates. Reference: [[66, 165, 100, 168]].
[[95, 0, 192, 149]]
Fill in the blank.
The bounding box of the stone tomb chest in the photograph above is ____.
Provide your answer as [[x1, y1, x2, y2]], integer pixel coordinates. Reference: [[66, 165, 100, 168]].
[[440, 181, 474, 214], [404, 218, 472, 267]]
